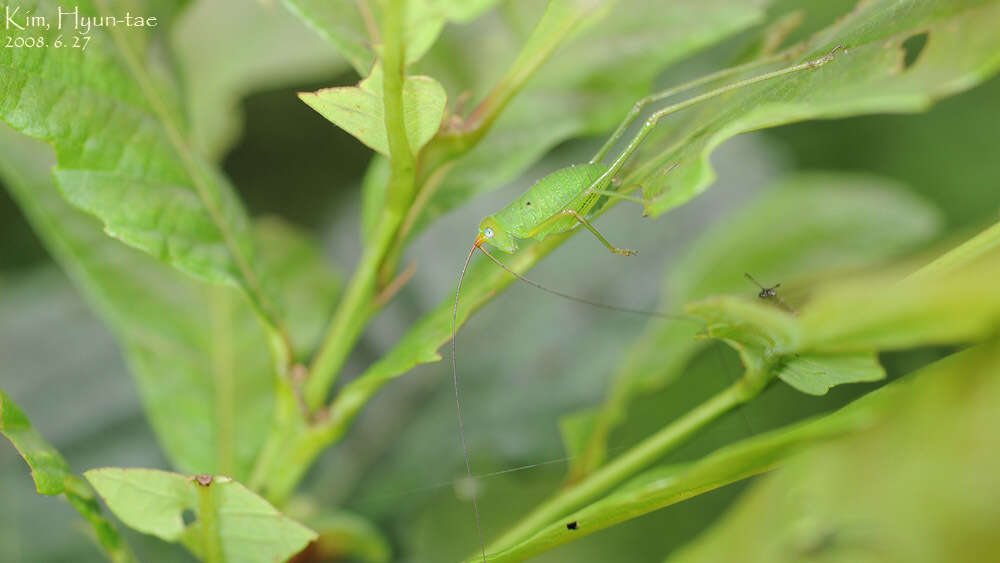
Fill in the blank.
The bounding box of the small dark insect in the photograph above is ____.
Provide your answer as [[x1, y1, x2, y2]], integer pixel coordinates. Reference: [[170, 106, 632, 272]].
[[566, 521, 579, 530], [526, 201, 531, 206], [193, 474, 213, 486], [745, 272, 797, 314], [745, 272, 779, 298]]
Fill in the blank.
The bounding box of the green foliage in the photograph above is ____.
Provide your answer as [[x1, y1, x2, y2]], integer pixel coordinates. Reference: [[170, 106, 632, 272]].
[[3, 0, 1000, 561], [626, 0, 1000, 218], [1, 390, 133, 562], [565, 173, 940, 479], [86, 468, 315, 562], [300, 64, 447, 156], [0, 126, 341, 478], [1, 389, 72, 494], [669, 338, 1000, 562], [0, 0, 291, 336]]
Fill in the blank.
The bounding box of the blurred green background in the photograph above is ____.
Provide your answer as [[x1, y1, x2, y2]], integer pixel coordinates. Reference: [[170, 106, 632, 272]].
[[2, 0, 999, 561]]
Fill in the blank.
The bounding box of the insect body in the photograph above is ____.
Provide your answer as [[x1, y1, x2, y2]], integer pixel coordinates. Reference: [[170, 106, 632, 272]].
[[477, 163, 636, 255]]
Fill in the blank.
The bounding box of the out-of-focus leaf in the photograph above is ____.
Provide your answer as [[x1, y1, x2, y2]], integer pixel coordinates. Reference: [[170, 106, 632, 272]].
[[1, 390, 134, 562], [567, 173, 939, 479], [480, 355, 907, 561], [283, 0, 501, 75], [282, 0, 373, 75], [799, 255, 1000, 352], [174, 0, 347, 160], [0, 0, 284, 330], [300, 64, 447, 156], [776, 352, 883, 396], [293, 509, 392, 563], [256, 218, 344, 361], [669, 338, 1000, 563], [0, 127, 334, 478], [85, 468, 316, 562], [408, 0, 771, 235], [628, 0, 1000, 217]]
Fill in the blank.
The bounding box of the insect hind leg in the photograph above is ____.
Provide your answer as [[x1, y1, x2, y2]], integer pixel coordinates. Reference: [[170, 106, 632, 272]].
[[561, 209, 637, 256]]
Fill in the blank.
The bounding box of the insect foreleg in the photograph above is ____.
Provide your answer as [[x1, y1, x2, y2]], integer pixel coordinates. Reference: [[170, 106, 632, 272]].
[[585, 45, 843, 202], [589, 52, 792, 164]]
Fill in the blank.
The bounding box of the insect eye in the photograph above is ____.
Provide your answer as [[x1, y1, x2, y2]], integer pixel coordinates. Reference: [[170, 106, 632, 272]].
[[484, 227, 494, 238]]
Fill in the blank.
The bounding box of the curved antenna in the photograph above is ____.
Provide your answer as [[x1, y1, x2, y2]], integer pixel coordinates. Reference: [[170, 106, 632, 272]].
[[477, 245, 697, 322], [451, 236, 488, 562]]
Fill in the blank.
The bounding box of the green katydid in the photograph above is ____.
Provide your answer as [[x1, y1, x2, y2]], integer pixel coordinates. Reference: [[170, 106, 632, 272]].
[[450, 45, 842, 560]]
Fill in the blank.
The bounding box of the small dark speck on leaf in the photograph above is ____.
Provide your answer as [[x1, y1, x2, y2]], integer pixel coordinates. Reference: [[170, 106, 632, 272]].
[[566, 521, 578, 530], [526, 201, 531, 206], [194, 474, 213, 486]]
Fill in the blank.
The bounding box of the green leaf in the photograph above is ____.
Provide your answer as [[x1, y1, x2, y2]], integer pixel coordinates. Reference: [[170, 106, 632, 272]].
[[628, 0, 1000, 217], [281, 0, 373, 75], [85, 468, 316, 562], [411, 0, 771, 235], [0, 126, 337, 478], [776, 352, 884, 396], [567, 172, 939, 478], [256, 218, 344, 361], [1, 389, 72, 495], [687, 296, 800, 356], [283, 0, 501, 74], [669, 338, 1000, 563], [300, 64, 447, 156], [1, 390, 134, 562], [174, 0, 348, 160], [479, 344, 950, 562], [0, 0, 285, 331], [800, 253, 1000, 352]]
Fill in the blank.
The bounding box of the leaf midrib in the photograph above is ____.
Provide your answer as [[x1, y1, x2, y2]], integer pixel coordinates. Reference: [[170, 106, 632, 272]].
[[90, 0, 277, 328]]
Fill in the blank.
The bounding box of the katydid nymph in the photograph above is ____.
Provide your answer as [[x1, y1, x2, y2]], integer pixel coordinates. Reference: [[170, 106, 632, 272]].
[[449, 45, 842, 560]]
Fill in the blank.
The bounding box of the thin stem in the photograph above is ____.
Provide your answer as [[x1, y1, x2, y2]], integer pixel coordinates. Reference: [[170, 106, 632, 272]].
[[452, 0, 597, 149], [305, 0, 416, 409], [481, 376, 764, 557]]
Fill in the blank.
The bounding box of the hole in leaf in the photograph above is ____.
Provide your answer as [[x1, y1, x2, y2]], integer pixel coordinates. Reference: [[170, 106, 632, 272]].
[[902, 32, 929, 69], [182, 509, 197, 526]]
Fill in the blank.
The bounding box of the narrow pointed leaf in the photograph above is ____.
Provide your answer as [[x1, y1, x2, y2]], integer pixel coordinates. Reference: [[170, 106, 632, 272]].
[[1, 390, 134, 562]]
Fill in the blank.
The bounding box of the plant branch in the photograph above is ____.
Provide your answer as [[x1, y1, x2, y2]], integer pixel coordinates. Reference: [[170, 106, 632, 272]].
[[305, 0, 416, 410], [478, 368, 773, 558]]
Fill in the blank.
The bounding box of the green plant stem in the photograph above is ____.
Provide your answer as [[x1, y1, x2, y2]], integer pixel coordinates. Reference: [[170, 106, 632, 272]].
[[196, 482, 224, 563], [305, 0, 415, 410], [910, 219, 1000, 279], [377, 0, 602, 283], [480, 374, 767, 558]]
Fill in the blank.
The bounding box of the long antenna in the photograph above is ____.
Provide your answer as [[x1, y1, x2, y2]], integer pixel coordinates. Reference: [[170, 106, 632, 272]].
[[477, 245, 696, 322], [452, 238, 487, 562]]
